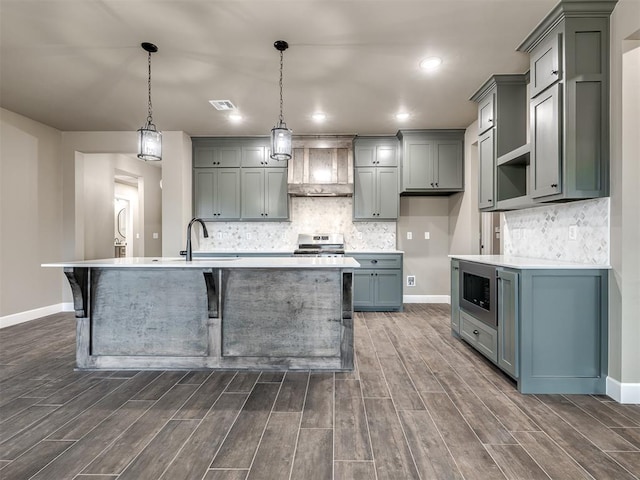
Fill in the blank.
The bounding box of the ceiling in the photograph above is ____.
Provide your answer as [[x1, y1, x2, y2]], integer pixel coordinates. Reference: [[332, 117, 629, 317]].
[[0, 0, 557, 138]]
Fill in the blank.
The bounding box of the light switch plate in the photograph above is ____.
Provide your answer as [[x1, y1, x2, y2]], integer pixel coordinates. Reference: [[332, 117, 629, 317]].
[[407, 232, 412, 240]]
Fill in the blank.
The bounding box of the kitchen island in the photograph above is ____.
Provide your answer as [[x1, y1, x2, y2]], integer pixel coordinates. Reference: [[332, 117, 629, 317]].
[[43, 257, 359, 371]]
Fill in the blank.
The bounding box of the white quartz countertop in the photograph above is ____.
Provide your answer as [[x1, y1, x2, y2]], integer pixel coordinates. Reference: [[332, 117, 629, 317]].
[[449, 255, 611, 269], [43, 257, 360, 269]]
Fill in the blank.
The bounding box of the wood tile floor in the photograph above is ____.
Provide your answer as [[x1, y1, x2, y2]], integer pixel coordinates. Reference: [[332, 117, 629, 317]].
[[1, 304, 639, 479]]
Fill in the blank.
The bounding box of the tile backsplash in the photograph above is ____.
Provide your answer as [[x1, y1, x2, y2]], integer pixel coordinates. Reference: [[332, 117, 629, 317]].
[[502, 197, 610, 265], [198, 197, 396, 251]]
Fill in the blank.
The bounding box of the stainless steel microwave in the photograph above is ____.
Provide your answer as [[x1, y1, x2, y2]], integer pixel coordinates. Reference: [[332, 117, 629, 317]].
[[459, 260, 497, 328]]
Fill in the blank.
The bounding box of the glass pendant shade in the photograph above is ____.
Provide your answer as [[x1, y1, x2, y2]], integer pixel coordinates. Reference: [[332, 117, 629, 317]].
[[137, 123, 162, 161], [270, 121, 292, 161]]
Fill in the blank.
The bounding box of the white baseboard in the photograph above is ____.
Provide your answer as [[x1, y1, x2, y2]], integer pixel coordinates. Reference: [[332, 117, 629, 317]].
[[606, 376, 640, 404], [403, 295, 451, 304], [0, 303, 73, 329]]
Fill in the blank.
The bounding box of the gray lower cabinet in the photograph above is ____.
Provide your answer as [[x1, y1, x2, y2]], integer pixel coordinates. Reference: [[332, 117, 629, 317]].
[[459, 310, 498, 363], [397, 130, 464, 194], [354, 167, 398, 220], [497, 268, 518, 378], [241, 168, 288, 220], [351, 253, 402, 311], [194, 168, 240, 220], [450, 260, 460, 333], [451, 259, 608, 394]]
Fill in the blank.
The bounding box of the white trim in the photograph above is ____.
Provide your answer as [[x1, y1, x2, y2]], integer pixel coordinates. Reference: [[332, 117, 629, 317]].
[[606, 376, 640, 404], [0, 303, 73, 329], [403, 295, 450, 304]]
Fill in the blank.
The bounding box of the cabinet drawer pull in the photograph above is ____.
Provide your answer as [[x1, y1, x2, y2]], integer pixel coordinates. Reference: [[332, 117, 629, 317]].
[[371, 259, 378, 264], [551, 183, 558, 188], [473, 329, 479, 335]]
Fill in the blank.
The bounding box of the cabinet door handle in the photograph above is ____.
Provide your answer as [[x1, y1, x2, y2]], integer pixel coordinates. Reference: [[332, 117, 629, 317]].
[[551, 69, 559, 75], [473, 329, 479, 335], [435, 182, 439, 187], [488, 118, 493, 123], [453, 266, 459, 270], [551, 183, 558, 188]]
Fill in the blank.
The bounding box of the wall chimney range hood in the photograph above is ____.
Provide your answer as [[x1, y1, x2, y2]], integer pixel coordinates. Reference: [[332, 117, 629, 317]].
[[287, 135, 354, 197]]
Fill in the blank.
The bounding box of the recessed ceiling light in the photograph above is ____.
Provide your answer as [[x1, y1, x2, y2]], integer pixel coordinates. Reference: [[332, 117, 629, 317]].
[[312, 112, 327, 122], [419, 56, 442, 71], [395, 112, 410, 121], [228, 113, 242, 122]]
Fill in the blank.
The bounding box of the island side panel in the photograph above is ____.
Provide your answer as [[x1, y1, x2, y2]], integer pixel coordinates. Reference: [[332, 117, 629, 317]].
[[90, 268, 210, 356], [221, 268, 343, 359]]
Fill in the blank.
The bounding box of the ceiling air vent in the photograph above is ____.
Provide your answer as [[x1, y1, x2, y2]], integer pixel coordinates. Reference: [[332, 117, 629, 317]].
[[209, 100, 237, 111]]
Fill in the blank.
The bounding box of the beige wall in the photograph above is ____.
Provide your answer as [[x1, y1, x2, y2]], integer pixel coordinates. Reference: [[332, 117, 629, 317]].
[[609, 0, 640, 388], [161, 132, 193, 257], [81, 153, 162, 260], [0, 109, 64, 317], [398, 196, 451, 298]]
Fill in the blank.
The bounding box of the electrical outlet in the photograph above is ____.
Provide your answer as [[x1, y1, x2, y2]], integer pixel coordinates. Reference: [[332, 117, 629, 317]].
[[424, 231, 430, 240], [407, 275, 416, 287], [568, 225, 577, 240], [246, 232, 252, 240], [152, 232, 158, 239], [357, 231, 363, 240], [217, 232, 223, 240], [407, 231, 413, 240]]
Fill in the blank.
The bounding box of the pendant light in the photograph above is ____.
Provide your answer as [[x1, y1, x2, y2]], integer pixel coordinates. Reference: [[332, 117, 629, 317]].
[[137, 42, 162, 162], [270, 40, 292, 161]]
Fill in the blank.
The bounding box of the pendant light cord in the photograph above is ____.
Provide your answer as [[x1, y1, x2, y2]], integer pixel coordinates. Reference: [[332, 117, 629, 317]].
[[278, 49, 284, 125], [147, 50, 154, 126]]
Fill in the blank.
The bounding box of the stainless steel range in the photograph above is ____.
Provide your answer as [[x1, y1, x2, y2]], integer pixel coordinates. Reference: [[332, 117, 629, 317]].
[[293, 233, 345, 257]]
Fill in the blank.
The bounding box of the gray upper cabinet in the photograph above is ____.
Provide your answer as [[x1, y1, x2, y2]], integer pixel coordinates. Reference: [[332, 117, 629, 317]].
[[477, 93, 495, 134], [241, 139, 285, 167], [241, 167, 288, 220], [518, 1, 614, 202], [470, 75, 528, 211], [478, 130, 495, 210], [531, 84, 562, 198], [193, 137, 289, 221], [193, 143, 241, 168], [397, 130, 464, 194], [354, 167, 398, 220], [354, 138, 398, 167], [354, 137, 399, 220], [530, 32, 561, 98], [193, 168, 240, 220]]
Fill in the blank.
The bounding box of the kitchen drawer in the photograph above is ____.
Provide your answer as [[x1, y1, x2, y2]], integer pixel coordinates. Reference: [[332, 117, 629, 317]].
[[350, 253, 402, 269], [460, 310, 498, 363]]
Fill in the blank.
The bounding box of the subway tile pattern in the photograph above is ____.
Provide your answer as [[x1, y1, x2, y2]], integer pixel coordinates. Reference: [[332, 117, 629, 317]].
[[198, 197, 396, 251], [503, 198, 610, 265]]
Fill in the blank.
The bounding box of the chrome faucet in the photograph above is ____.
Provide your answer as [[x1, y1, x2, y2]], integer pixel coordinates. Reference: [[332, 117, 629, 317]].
[[185, 218, 209, 261]]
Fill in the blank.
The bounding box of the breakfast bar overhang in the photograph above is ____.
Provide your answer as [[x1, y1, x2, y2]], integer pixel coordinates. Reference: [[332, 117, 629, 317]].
[[43, 257, 359, 371]]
